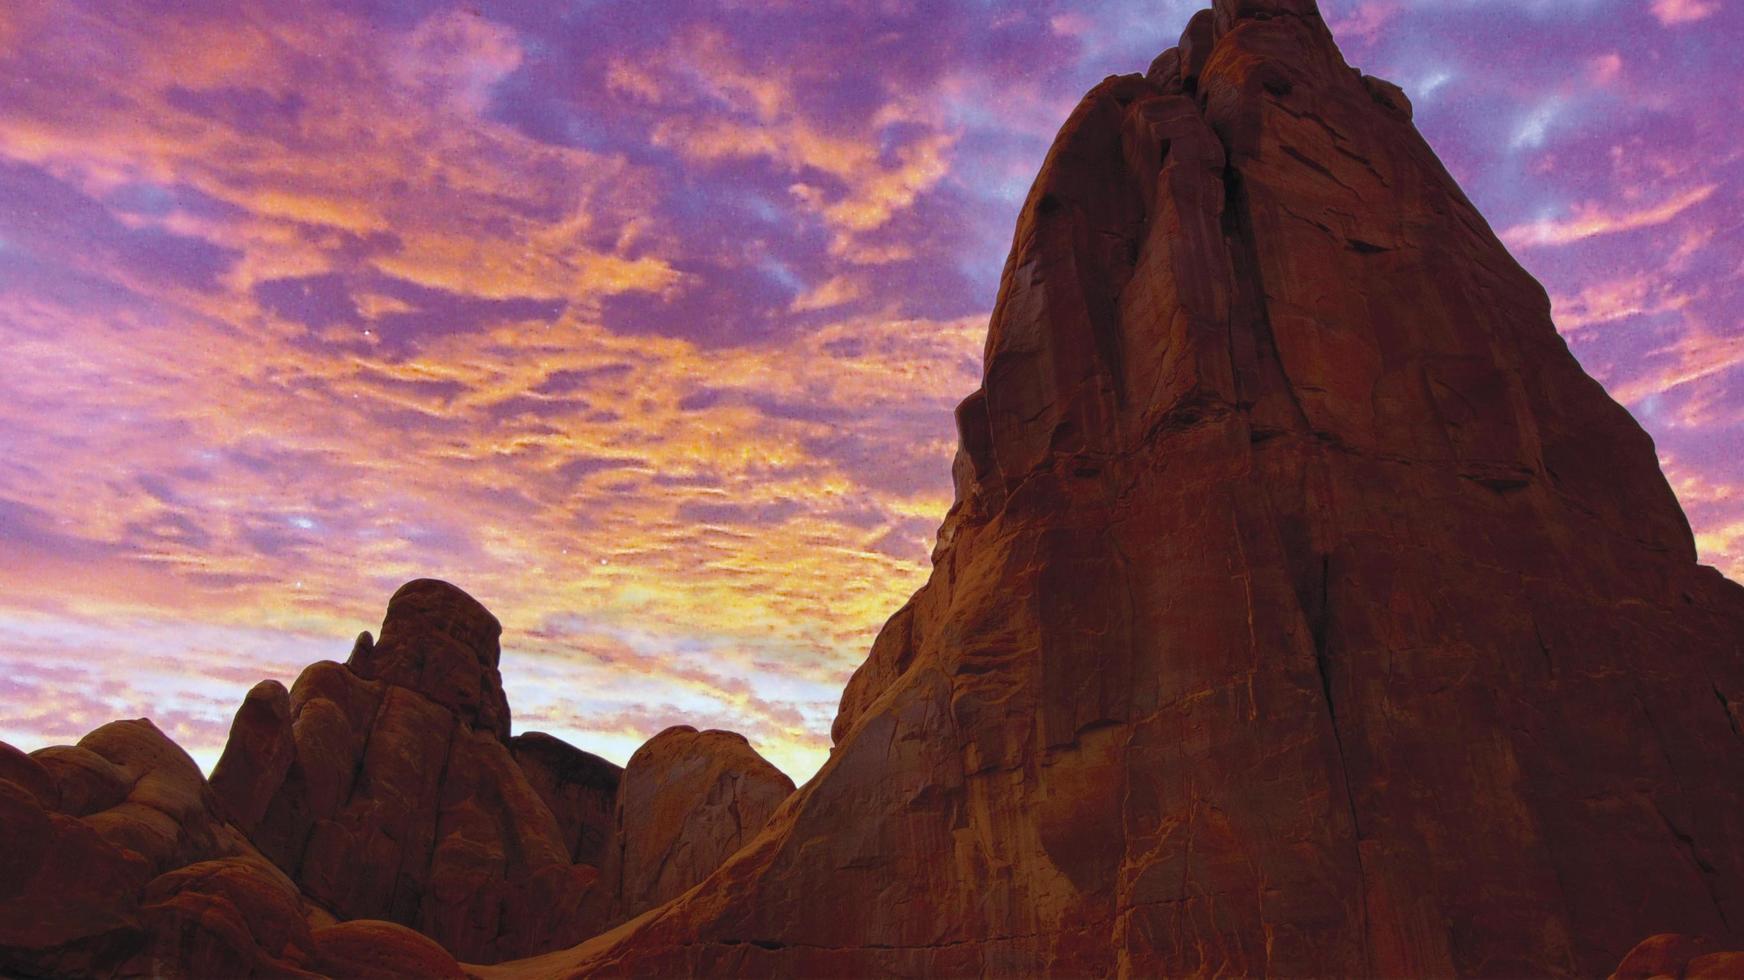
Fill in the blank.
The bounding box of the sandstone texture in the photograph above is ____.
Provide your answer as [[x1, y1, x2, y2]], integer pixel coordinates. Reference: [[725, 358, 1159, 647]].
[[0, 578, 794, 976], [602, 726, 794, 922], [511, 1, 1744, 976], [208, 578, 601, 964], [510, 732, 621, 870], [1613, 934, 1744, 980], [0, 720, 334, 977], [5, 1, 1744, 976]]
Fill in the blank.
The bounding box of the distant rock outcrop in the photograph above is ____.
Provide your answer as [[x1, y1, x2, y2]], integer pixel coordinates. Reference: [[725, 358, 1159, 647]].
[[603, 726, 794, 922], [0, 579, 793, 975], [207, 579, 600, 964], [509, 732, 621, 869], [520, 0, 1744, 976], [0, 720, 348, 977]]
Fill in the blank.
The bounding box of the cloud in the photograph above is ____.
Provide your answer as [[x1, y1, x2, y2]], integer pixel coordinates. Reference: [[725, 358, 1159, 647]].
[[617, 27, 957, 260], [1611, 326, 1744, 408], [1326, 0, 1402, 44], [790, 275, 866, 312], [1650, 0, 1720, 25], [1550, 272, 1690, 333], [1501, 185, 1718, 248], [0, 0, 1738, 785]]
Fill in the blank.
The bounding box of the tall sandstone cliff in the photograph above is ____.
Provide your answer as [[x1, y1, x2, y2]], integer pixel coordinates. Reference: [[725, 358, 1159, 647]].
[[507, 1, 1744, 976]]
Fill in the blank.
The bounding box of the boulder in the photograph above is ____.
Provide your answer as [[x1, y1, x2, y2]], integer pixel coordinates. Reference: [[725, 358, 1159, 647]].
[[0, 722, 305, 977], [510, 731, 621, 868]]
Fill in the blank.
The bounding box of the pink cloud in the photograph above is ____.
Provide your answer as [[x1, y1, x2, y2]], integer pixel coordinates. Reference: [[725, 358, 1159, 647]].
[[1501, 184, 1717, 249], [1651, 0, 1720, 25], [1550, 272, 1690, 334], [1326, 0, 1400, 43], [1588, 52, 1623, 87]]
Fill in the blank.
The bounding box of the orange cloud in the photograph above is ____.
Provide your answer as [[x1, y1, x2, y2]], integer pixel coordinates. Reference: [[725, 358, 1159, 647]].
[[790, 275, 866, 312]]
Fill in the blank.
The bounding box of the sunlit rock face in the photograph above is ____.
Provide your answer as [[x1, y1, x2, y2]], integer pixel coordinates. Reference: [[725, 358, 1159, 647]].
[[601, 726, 794, 924], [543, 0, 1744, 975]]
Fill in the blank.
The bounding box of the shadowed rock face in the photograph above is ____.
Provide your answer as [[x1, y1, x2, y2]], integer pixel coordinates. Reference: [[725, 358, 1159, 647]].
[[531, 1, 1744, 976], [349, 577, 513, 741], [0, 719, 414, 978], [510, 732, 622, 869]]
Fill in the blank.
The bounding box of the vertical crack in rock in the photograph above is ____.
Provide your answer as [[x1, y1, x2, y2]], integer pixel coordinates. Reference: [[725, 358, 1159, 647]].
[[1715, 684, 1744, 742]]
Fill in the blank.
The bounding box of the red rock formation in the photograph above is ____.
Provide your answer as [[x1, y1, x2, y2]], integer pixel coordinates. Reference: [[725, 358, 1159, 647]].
[[600, 726, 793, 923], [6, 2, 1743, 975], [1613, 934, 1744, 980], [520, 1, 1744, 976], [208, 579, 601, 964], [0, 721, 333, 977], [308, 920, 466, 980], [1, 581, 796, 977], [510, 732, 621, 869]]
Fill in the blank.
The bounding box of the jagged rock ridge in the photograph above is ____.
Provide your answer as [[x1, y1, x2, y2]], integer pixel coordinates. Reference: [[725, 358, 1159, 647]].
[[504, 0, 1744, 976], [0, 580, 793, 974]]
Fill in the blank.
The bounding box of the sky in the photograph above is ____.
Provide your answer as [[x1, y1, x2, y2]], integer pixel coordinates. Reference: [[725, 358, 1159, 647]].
[[0, 0, 1739, 782]]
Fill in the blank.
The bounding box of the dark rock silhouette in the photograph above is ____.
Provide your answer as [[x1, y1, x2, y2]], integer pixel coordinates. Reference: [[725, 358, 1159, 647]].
[[206, 579, 599, 964], [0, 720, 344, 977], [510, 732, 621, 870]]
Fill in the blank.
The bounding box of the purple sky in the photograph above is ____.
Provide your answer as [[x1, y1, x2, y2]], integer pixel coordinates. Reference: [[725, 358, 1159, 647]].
[[0, 0, 1738, 780]]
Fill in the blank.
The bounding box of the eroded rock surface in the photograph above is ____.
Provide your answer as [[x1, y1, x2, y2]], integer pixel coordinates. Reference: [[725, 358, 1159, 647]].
[[1612, 934, 1744, 980], [5, 2, 1743, 976], [527, 1, 1744, 976], [0, 721, 328, 977], [511, 732, 621, 869], [602, 726, 793, 922], [209, 579, 601, 964], [1, 581, 792, 977]]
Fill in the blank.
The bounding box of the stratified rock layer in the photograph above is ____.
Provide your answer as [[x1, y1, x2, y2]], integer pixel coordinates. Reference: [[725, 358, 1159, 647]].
[[528, 1, 1744, 976]]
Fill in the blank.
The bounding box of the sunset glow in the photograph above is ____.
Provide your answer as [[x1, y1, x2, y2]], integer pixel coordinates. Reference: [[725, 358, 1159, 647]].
[[2, 0, 1739, 781]]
